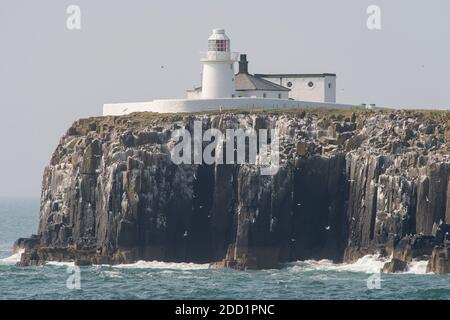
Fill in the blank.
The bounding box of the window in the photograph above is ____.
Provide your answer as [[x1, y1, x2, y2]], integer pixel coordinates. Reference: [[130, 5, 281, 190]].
[[308, 81, 314, 88], [278, 93, 282, 99], [328, 83, 332, 89], [263, 93, 267, 98], [208, 39, 229, 52], [286, 81, 293, 88]]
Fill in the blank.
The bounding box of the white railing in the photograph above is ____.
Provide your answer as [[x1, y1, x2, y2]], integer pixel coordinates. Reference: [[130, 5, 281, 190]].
[[200, 51, 239, 62]]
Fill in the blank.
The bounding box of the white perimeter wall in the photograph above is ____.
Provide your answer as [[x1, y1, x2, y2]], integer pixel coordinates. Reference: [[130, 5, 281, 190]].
[[103, 98, 360, 116]]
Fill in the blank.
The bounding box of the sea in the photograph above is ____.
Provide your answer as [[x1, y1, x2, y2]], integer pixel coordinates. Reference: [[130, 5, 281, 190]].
[[1, 197, 449, 300]]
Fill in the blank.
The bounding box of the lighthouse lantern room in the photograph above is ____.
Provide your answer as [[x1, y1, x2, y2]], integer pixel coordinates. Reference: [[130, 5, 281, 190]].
[[200, 29, 238, 99]]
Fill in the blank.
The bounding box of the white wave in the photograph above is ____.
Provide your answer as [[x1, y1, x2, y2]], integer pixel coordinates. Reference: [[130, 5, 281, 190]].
[[113, 260, 209, 270], [287, 254, 432, 275], [287, 254, 388, 274], [46, 261, 75, 267], [403, 259, 430, 275], [0, 250, 23, 265], [101, 270, 123, 278]]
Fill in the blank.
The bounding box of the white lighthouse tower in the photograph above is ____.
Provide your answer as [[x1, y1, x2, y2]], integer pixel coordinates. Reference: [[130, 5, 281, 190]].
[[200, 28, 238, 99]]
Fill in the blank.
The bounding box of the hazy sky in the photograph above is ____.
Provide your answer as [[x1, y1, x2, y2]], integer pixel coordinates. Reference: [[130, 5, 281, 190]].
[[0, 0, 449, 198]]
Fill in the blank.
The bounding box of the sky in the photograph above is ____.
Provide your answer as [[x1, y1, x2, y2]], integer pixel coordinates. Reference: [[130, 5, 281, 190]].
[[0, 0, 449, 198]]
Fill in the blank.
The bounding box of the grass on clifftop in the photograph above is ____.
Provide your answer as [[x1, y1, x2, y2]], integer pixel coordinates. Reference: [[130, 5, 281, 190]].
[[68, 107, 450, 137]]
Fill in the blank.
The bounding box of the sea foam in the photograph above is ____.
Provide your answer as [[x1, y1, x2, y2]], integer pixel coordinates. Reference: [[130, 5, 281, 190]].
[[113, 260, 210, 270], [44, 260, 208, 270], [0, 251, 431, 274], [0, 250, 23, 265], [46, 261, 75, 267], [404, 259, 430, 275], [286, 254, 431, 275]]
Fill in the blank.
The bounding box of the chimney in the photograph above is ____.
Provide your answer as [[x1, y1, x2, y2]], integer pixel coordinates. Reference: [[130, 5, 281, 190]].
[[238, 54, 248, 74]]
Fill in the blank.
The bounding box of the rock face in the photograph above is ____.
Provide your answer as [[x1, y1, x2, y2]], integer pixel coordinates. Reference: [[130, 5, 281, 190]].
[[382, 258, 408, 273], [427, 246, 450, 274], [15, 109, 450, 273]]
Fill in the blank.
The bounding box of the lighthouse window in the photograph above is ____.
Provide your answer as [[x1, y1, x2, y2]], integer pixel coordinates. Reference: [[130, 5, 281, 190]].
[[209, 39, 228, 52]]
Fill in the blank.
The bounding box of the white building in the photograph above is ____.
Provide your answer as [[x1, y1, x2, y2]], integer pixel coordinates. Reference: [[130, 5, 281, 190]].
[[103, 28, 358, 116], [187, 29, 336, 103], [255, 73, 336, 103]]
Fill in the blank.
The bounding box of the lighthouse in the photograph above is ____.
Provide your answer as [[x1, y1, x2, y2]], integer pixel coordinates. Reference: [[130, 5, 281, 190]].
[[200, 28, 238, 99]]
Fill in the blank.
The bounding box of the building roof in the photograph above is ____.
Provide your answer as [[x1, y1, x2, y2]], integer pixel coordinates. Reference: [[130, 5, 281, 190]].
[[235, 72, 290, 92], [255, 73, 336, 78], [186, 73, 291, 93]]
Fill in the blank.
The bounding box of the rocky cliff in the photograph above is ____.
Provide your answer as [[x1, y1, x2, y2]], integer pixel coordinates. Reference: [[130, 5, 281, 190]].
[[15, 108, 450, 273]]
